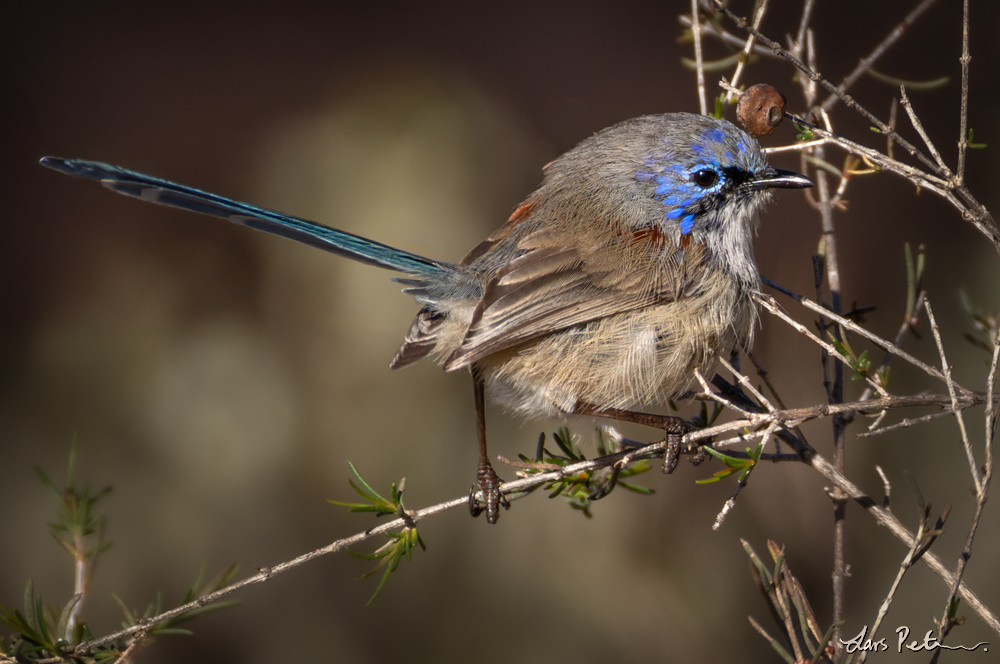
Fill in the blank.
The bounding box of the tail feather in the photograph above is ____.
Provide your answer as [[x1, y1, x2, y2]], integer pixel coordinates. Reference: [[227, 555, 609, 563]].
[[40, 157, 455, 277]]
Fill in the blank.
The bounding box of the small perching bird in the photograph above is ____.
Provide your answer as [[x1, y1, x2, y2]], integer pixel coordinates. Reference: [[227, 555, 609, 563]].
[[41, 111, 812, 522]]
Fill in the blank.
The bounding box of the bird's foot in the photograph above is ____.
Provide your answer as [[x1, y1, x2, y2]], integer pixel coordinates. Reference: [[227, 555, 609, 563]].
[[468, 458, 510, 523], [661, 417, 699, 474]]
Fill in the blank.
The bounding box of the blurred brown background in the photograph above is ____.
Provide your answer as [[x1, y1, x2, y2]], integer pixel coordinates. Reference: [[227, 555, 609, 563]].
[[3, 1, 1000, 662]]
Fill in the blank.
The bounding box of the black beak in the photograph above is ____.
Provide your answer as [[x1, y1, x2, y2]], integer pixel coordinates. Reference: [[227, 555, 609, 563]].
[[749, 167, 814, 190]]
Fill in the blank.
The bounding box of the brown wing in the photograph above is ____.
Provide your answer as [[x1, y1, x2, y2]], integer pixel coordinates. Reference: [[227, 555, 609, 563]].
[[443, 226, 703, 371], [390, 307, 446, 369], [390, 196, 542, 370]]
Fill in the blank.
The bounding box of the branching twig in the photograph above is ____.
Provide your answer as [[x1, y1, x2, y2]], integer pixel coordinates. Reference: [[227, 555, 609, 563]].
[[856, 500, 943, 664], [933, 330, 999, 649], [695, 368, 755, 417], [691, 0, 707, 115], [757, 287, 957, 390], [806, 453, 998, 634], [708, 0, 998, 653], [726, 0, 769, 102], [711, 0, 1000, 255], [818, 0, 940, 112], [678, 14, 776, 60], [60, 365, 1000, 658], [713, 421, 780, 530], [857, 410, 953, 439], [709, 0, 941, 175], [752, 292, 889, 397], [900, 86, 951, 175], [790, 0, 816, 63], [61, 434, 998, 661], [859, 290, 926, 404], [925, 299, 980, 492], [956, 0, 971, 184]]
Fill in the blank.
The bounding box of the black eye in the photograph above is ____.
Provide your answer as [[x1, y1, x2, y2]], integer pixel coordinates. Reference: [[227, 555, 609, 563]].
[[692, 169, 719, 188]]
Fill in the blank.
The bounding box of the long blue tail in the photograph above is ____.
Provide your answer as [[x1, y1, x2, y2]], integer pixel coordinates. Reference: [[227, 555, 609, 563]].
[[40, 157, 455, 278]]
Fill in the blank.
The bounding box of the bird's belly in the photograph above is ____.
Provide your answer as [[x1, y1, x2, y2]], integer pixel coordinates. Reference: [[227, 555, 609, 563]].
[[483, 294, 753, 419]]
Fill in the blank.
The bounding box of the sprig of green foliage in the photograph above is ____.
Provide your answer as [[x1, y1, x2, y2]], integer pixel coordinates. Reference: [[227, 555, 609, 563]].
[[330, 463, 426, 605], [514, 428, 654, 518], [0, 442, 240, 662]]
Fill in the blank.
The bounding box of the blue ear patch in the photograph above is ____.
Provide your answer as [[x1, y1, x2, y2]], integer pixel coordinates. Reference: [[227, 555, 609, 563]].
[[679, 214, 695, 235]]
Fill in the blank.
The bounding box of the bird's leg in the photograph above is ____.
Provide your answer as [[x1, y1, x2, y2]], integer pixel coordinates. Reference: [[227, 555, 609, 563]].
[[571, 402, 699, 473], [468, 366, 509, 522]]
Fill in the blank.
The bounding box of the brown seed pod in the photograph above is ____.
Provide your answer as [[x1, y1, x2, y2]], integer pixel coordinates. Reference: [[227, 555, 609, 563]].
[[736, 83, 787, 137]]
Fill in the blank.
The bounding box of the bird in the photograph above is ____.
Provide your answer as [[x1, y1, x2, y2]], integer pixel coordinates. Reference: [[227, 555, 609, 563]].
[[40, 111, 812, 523]]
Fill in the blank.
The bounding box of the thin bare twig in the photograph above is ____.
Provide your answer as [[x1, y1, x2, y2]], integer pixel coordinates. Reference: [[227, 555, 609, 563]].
[[743, 348, 811, 450], [691, 0, 707, 115], [780, 112, 952, 192], [717, 355, 775, 413], [64, 494, 464, 656], [875, 466, 892, 509], [759, 287, 958, 391], [708, 0, 999, 649], [695, 367, 756, 417], [806, 452, 999, 634], [859, 290, 926, 404], [856, 508, 932, 664], [727, 0, 769, 102], [709, 0, 941, 176], [51, 374, 1000, 661], [713, 421, 780, 530], [687, 392, 997, 455], [925, 299, 980, 492], [933, 331, 999, 649], [857, 410, 954, 439], [807, 108, 851, 656], [711, 0, 1000, 255], [986, 331, 999, 490], [956, 0, 971, 183], [819, 0, 940, 112], [803, 26, 817, 106], [752, 292, 889, 397], [900, 86, 951, 175], [763, 138, 830, 154], [887, 96, 898, 160], [677, 15, 776, 60], [791, 0, 817, 62]]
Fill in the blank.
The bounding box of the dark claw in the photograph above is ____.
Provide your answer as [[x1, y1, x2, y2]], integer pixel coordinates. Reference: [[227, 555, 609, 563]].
[[662, 438, 681, 474], [468, 458, 509, 523], [661, 418, 696, 474]]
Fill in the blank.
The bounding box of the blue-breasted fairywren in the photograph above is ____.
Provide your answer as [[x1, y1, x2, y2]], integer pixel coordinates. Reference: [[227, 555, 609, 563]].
[[41, 112, 812, 522]]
